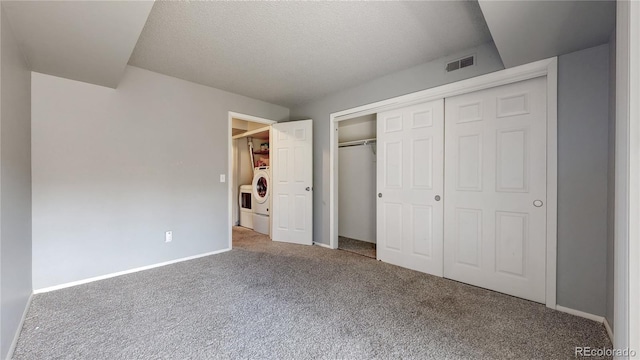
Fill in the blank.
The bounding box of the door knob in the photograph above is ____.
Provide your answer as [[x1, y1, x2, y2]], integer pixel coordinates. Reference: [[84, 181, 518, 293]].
[[533, 200, 543, 207], [305, 187, 311, 191], [435, 195, 441, 201], [378, 193, 382, 198]]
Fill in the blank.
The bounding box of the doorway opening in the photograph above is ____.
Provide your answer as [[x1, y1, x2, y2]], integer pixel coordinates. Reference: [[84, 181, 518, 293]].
[[227, 112, 275, 249], [337, 114, 377, 259]]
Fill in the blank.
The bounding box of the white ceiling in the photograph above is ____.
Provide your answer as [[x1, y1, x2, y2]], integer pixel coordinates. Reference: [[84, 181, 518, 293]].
[[2, 1, 153, 88], [128, 1, 492, 108], [479, 0, 615, 68], [1, 1, 616, 107]]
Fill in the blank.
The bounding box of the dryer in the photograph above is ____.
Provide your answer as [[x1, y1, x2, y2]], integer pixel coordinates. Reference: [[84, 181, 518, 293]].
[[238, 185, 253, 229], [252, 166, 270, 235]]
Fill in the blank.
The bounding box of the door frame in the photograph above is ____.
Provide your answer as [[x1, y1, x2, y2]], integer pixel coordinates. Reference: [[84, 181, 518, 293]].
[[329, 57, 558, 308], [227, 111, 277, 249], [614, 0, 640, 351]]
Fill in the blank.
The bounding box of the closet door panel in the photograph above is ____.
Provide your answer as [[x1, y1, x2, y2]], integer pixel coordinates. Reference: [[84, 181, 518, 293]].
[[443, 77, 547, 303], [377, 99, 444, 277]]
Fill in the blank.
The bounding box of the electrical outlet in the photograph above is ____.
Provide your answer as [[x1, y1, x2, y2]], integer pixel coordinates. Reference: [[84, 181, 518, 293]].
[[220, 174, 226, 183], [165, 231, 172, 243]]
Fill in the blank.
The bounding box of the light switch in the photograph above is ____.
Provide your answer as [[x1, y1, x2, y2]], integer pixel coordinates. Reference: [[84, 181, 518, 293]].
[[220, 174, 226, 183]]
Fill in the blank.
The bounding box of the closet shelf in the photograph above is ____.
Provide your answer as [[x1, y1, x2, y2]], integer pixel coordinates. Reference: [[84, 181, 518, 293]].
[[231, 125, 270, 140], [338, 138, 377, 148], [253, 150, 270, 155]]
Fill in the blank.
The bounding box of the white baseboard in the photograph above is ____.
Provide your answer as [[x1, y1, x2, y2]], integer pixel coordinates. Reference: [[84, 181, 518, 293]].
[[603, 316, 614, 342], [555, 305, 605, 323], [6, 293, 33, 360], [313, 242, 332, 249], [34, 248, 231, 294]]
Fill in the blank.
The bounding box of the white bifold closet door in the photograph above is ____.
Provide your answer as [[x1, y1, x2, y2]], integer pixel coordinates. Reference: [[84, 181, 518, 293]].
[[444, 77, 547, 303], [377, 99, 444, 276]]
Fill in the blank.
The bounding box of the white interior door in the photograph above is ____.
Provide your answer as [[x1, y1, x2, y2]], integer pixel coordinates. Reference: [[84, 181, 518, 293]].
[[444, 77, 547, 303], [377, 100, 444, 276], [271, 120, 313, 245]]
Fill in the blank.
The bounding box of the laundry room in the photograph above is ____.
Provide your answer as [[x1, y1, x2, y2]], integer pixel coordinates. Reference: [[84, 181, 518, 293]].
[[231, 116, 272, 239]]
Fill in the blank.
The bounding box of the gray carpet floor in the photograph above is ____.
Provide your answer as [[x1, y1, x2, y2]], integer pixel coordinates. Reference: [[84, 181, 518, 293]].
[[338, 236, 376, 259], [13, 226, 611, 359]]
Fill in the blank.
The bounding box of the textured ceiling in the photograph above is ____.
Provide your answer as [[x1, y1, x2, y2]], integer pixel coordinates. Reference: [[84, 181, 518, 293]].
[[129, 1, 492, 108], [479, 0, 615, 68], [3, 1, 153, 88]]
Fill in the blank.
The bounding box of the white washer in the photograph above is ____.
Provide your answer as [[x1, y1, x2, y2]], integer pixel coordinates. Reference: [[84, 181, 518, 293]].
[[238, 185, 254, 229], [252, 167, 270, 235]]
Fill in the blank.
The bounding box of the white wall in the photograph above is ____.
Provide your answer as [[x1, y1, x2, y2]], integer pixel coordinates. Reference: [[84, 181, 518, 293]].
[[338, 114, 376, 143], [338, 116, 377, 243], [290, 42, 505, 247], [31, 66, 289, 290], [338, 145, 376, 243], [0, 6, 32, 360]]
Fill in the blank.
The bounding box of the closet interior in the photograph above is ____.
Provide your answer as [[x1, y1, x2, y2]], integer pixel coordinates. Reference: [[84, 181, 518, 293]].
[[338, 114, 377, 258]]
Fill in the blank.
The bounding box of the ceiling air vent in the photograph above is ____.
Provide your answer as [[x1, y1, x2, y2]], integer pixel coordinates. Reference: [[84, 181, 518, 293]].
[[446, 55, 475, 72]]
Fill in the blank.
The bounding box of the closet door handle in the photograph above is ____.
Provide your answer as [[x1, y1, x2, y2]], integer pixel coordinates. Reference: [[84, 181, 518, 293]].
[[378, 193, 382, 198], [435, 195, 441, 201], [305, 187, 311, 191]]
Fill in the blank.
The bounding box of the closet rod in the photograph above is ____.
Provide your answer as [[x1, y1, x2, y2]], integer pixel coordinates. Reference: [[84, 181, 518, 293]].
[[338, 138, 377, 148]]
